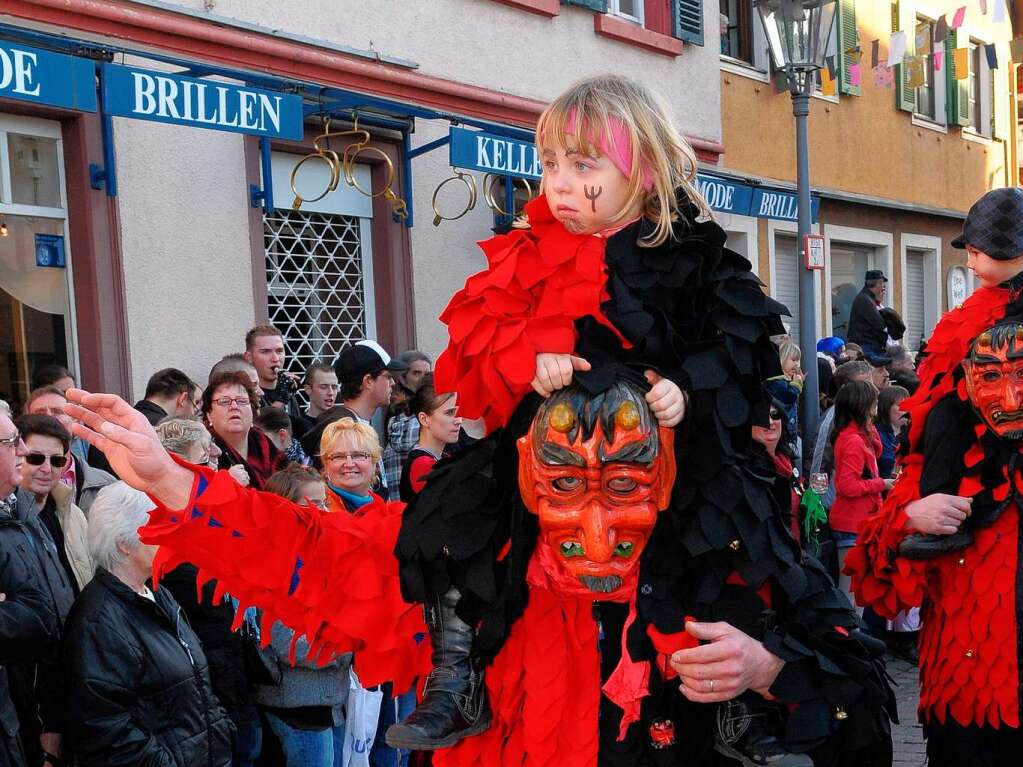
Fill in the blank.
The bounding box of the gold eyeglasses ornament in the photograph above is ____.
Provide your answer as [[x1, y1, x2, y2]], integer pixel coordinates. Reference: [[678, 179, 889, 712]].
[[431, 169, 478, 226], [482, 173, 534, 217], [291, 114, 408, 220]]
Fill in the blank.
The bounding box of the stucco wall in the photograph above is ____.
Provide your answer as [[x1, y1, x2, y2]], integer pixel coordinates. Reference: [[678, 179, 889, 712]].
[[114, 115, 256, 399], [720, 0, 1013, 212], [109, 0, 724, 366]]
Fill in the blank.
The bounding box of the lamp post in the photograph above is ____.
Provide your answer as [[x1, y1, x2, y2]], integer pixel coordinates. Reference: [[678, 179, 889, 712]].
[[755, 0, 836, 447]]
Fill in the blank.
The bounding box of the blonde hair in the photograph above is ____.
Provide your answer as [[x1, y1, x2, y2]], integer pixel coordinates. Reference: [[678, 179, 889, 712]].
[[319, 417, 382, 462], [778, 341, 801, 367], [155, 417, 210, 458], [534, 74, 711, 247]]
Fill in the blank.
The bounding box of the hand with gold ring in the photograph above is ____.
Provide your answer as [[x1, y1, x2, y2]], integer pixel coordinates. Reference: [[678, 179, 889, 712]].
[[670, 620, 785, 703]]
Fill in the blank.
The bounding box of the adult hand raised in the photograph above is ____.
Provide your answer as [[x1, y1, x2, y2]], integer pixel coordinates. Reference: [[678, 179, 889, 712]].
[[63, 389, 195, 509], [670, 621, 785, 703]]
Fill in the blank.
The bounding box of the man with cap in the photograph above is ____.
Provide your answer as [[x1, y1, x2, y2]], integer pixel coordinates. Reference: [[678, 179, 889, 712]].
[[846, 187, 1023, 766], [846, 269, 890, 361], [299, 341, 406, 497]]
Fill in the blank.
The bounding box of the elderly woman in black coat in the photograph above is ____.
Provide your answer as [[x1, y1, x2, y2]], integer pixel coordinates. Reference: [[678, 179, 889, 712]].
[[62, 482, 233, 767]]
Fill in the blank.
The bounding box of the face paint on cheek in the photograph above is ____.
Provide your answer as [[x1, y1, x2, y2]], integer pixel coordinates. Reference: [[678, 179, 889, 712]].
[[584, 184, 603, 213]]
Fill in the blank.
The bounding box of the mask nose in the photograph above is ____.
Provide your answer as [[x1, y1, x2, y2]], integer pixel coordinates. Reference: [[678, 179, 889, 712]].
[[579, 500, 615, 563], [1003, 373, 1020, 410]]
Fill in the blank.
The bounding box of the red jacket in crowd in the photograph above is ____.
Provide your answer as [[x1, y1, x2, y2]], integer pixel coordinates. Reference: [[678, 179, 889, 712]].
[[830, 423, 885, 535]]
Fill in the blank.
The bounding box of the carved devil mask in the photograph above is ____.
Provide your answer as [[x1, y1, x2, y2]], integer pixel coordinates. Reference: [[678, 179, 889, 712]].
[[963, 322, 1023, 440], [517, 381, 676, 595]]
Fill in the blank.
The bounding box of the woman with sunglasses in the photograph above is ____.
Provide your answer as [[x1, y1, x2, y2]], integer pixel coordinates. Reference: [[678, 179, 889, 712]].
[[15, 413, 92, 593], [154, 416, 264, 767], [751, 399, 801, 544]]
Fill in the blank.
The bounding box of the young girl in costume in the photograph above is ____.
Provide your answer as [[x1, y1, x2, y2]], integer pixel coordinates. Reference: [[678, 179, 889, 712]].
[[391, 74, 892, 765]]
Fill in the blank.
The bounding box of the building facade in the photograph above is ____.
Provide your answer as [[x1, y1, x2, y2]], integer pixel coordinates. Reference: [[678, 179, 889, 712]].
[[0, 0, 720, 407], [716, 0, 1016, 353]]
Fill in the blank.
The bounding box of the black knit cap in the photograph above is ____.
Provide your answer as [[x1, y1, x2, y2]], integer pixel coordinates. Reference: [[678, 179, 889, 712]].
[[952, 187, 1023, 261]]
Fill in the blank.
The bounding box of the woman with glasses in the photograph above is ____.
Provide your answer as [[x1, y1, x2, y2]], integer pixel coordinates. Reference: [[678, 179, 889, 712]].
[[15, 414, 92, 593], [751, 399, 801, 545], [155, 416, 264, 767], [320, 418, 385, 515], [203, 371, 289, 490], [62, 482, 233, 767]]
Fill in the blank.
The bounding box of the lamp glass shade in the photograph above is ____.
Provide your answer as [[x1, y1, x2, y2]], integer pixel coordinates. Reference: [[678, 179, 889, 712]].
[[755, 0, 837, 71]]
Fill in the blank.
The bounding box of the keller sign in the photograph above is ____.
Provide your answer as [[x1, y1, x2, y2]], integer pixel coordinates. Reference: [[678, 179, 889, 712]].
[[101, 63, 304, 139], [449, 127, 542, 181], [0, 42, 96, 112]]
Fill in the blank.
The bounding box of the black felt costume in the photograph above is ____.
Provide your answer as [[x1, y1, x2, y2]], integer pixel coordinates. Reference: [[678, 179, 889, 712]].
[[398, 193, 895, 763]]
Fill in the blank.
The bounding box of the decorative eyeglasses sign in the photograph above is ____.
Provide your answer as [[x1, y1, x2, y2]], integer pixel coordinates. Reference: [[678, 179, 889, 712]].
[[0, 41, 96, 112], [100, 63, 304, 140]]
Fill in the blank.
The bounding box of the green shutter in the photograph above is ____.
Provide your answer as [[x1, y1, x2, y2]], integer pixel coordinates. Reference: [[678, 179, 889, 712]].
[[836, 0, 860, 96], [893, 1, 915, 112], [945, 30, 970, 127], [672, 0, 704, 46], [561, 0, 607, 10]]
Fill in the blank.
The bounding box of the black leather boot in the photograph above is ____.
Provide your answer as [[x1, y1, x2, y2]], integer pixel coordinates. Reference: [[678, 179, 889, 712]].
[[385, 587, 491, 750]]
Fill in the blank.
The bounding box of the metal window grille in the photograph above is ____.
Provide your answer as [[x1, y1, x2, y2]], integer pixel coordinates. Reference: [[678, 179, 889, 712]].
[[263, 208, 368, 394]]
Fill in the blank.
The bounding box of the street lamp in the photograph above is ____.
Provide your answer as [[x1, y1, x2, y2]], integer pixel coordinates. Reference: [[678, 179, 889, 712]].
[[755, 0, 836, 448]]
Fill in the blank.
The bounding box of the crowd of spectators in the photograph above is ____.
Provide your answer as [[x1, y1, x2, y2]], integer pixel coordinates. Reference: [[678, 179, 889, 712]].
[[0, 325, 447, 767]]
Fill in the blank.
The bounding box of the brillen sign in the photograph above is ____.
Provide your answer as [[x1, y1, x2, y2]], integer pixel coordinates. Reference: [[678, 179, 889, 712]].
[[101, 63, 304, 139]]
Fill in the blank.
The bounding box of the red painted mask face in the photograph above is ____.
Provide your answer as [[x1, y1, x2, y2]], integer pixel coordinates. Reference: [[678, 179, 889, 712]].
[[517, 386, 676, 594], [963, 323, 1023, 440]]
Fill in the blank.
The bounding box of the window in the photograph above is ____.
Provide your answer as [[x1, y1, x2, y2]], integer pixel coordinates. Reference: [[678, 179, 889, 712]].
[[719, 0, 753, 64], [0, 115, 75, 412], [970, 44, 982, 133], [913, 18, 937, 121], [608, 0, 643, 23]]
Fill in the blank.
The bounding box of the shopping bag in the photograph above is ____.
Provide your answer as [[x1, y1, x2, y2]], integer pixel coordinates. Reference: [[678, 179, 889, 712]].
[[342, 669, 384, 767]]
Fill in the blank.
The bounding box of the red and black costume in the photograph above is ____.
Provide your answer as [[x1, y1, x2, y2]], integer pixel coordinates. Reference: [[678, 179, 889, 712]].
[[846, 274, 1023, 764], [395, 193, 894, 764]]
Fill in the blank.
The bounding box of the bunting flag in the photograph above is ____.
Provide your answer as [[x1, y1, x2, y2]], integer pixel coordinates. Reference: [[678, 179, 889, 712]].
[[933, 50, 943, 72], [873, 65, 895, 89], [887, 31, 907, 67], [906, 56, 926, 88], [951, 6, 966, 29], [986, 43, 999, 70], [994, 0, 1006, 23], [979, 0, 987, 14], [1011, 37, 1023, 64], [825, 55, 837, 79], [849, 63, 862, 87], [820, 67, 837, 96], [915, 21, 932, 55], [954, 46, 970, 79], [935, 14, 948, 43], [845, 46, 863, 64]]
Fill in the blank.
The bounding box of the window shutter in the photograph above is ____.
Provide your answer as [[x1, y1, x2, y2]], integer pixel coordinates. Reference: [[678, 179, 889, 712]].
[[836, 0, 860, 96], [672, 0, 704, 46], [561, 0, 608, 11], [945, 30, 970, 126], [892, 1, 915, 112]]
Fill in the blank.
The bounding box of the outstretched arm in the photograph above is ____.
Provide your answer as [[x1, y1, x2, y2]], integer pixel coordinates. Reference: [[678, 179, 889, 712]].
[[63, 390, 429, 690]]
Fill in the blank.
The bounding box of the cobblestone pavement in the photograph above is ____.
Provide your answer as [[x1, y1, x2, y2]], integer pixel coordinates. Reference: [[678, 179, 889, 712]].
[[887, 654, 925, 766]]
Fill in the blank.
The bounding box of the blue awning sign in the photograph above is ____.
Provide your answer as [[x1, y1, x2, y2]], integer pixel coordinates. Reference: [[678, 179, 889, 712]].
[[449, 126, 542, 181], [101, 63, 304, 139], [0, 42, 96, 112], [697, 173, 820, 223]]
